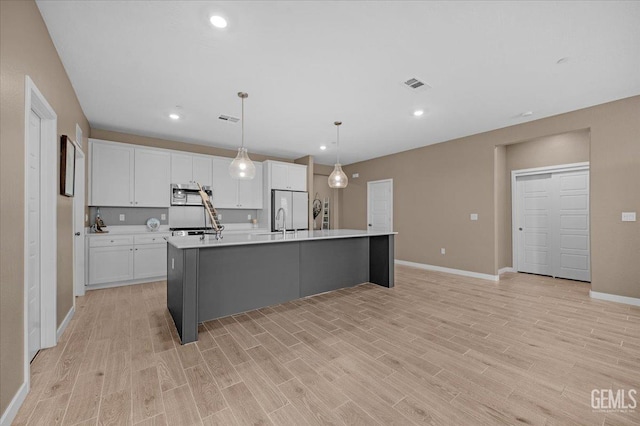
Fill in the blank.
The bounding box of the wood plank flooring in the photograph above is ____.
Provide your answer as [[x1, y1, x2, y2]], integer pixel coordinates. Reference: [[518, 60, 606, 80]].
[[13, 265, 640, 425]]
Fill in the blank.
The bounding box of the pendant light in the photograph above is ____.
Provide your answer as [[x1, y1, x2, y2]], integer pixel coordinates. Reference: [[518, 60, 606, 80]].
[[229, 92, 256, 180], [328, 121, 348, 188]]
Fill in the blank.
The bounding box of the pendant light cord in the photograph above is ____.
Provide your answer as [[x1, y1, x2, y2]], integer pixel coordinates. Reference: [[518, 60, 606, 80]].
[[241, 96, 245, 149], [336, 124, 340, 164]]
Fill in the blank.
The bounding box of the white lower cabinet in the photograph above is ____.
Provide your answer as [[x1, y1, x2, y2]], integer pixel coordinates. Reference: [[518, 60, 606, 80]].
[[88, 233, 169, 286], [133, 234, 167, 279]]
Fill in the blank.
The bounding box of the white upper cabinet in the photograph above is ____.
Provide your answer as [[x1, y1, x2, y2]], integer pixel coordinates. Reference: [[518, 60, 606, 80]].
[[90, 140, 134, 206], [211, 157, 263, 208], [237, 162, 263, 209], [134, 148, 170, 207], [171, 153, 213, 187], [170, 153, 193, 183], [90, 139, 169, 207], [265, 161, 307, 191], [192, 155, 213, 187]]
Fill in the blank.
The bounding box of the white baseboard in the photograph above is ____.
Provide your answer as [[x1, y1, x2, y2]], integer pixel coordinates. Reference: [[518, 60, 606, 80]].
[[57, 305, 75, 340], [0, 381, 28, 426], [86, 276, 166, 291], [498, 267, 515, 275], [589, 290, 640, 307], [395, 259, 499, 282]]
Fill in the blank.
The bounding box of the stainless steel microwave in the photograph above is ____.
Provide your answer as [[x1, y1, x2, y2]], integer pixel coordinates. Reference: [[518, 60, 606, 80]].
[[170, 183, 212, 206]]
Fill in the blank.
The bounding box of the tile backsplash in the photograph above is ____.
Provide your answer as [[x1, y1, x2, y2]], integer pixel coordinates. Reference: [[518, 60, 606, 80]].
[[89, 207, 258, 227]]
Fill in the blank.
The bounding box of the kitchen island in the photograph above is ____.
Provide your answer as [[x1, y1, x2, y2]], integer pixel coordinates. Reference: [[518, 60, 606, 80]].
[[166, 229, 396, 343]]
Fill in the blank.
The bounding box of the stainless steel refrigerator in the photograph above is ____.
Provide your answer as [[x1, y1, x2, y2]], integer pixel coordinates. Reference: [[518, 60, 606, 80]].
[[271, 190, 309, 231]]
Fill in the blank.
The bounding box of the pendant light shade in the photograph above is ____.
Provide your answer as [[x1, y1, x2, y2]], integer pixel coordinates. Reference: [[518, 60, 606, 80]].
[[328, 121, 348, 189], [229, 92, 256, 180]]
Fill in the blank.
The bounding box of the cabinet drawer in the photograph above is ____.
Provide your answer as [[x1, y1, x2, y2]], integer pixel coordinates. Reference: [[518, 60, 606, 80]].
[[134, 234, 170, 245], [89, 235, 134, 247]]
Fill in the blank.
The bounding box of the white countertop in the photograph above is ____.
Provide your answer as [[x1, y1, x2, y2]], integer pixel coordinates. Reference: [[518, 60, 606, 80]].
[[87, 224, 269, 236], [167, 229, 397, 249]]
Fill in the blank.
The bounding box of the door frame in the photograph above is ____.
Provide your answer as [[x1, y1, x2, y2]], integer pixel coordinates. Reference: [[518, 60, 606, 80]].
[[511, 162, 589, 272], [73, 144, 86, 296], [23, 76, 57, 381], [367, 179, 393, 232]]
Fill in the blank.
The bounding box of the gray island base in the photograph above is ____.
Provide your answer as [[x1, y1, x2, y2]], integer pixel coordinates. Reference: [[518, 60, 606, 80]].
[[166, 229, 396, 344]]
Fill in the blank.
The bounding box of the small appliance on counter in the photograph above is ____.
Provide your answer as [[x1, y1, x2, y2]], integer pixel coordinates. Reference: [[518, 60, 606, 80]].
[[92, 207, 108, 233]]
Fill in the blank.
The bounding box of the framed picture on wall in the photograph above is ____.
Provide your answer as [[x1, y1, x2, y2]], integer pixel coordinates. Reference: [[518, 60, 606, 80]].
[[60, 135, 76, 197]]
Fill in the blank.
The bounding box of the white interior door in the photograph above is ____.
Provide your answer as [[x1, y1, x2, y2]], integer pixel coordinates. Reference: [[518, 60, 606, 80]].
[[74, 148, 86, 296], [367, 179, 393, 232], [557, 171, 590, 281], [516, 174, 553, 276], [27, 110, 42, 361], [515, 168, 590, 281]]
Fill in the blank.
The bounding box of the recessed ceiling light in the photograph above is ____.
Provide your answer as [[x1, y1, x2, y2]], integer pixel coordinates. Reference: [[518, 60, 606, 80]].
[[169, 113, 180, 120], [320, 145, 327, 151], [413, 110, 424, 117], [210, 15, 228, 29], [521, 111, 533, 117], [556, 57, 569, 64]]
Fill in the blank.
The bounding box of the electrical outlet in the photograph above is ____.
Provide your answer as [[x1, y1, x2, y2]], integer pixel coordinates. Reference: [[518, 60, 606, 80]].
[[470, 213, 478, 221], [247, 214, 252, 220], [218, 214, 222, 221], [161, 213, 166, 220], [622, 212, 636, 222], [119, 214, 125, 221], [441, 248, 446, 255]]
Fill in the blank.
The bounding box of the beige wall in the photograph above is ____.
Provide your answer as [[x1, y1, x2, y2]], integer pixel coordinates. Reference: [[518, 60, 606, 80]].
[[0, 0, 90, 415], [498, 130, 591, 269], [342, 96, 640, 298]]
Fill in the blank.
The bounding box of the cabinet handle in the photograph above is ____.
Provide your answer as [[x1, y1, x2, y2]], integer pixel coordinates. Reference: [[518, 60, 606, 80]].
[[130, 201, 133, 204], [135, 202, 138, 205], [110, 240, 114, 243], [135, 248, 138, 251]]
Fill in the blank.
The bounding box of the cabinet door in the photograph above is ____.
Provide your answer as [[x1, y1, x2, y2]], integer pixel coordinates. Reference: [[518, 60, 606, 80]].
[[270, 162, 290, 190], [238, 162, 263, 208], [288, 165, 307, 191], [192, 155, 213, 187], [211, 157, 238, 208], [134, 148, 171, 207], [134, 244, 167, 279], [91, 141, 134, 206], [171, 153, 193, 184], [88, 246, 134, 285]]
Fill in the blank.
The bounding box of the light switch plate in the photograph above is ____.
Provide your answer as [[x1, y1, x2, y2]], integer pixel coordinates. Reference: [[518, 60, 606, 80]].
[[440, 248, 446, 255], [247, 214, 252, 220], [119, 214, 125, 221], [622, 212, 636, 222], [352, 173, 359, 178], [161, 213, 166, 220], [470, 213, 478, 221], [218, 214, 222, 221]]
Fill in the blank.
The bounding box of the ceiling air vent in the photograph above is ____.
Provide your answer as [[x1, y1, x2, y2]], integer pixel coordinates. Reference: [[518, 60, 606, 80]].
[[218, 114, 240, 123], [402, 77, 431, 92]]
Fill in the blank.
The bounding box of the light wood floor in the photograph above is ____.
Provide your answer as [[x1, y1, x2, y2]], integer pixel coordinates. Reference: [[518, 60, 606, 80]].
[[13, 265, 640, 425]]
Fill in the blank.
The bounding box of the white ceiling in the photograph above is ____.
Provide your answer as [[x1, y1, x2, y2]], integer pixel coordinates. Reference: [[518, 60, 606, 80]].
[[36, 1, 640, 165]]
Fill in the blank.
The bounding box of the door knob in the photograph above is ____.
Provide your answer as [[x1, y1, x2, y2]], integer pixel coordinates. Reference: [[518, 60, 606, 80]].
[[75, 232, 81, 236], [368, 224, 372, 227], [519, 228, 523, 231]]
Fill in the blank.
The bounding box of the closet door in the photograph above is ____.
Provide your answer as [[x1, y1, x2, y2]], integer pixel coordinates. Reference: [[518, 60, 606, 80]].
[[515, 169, 590, 282], [516, 174, 553, 276], [556, 171, 590, 281]]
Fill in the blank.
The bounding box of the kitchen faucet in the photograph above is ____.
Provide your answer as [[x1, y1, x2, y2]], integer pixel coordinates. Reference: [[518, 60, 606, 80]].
[[275, 207, 287, 236]]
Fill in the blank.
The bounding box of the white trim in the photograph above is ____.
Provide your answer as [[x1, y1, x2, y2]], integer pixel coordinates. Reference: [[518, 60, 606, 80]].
[[498, 267, 515, 275], [367, 178, 393, 232], [0, 382, 28, 426], [23, 76, 57, 420], [511, 162, 590, 272], [86, 276, 167, 291], [590, 290, 640, 307], [57, 306, 75, 340], [73, 147, 86, 297], [395, 259, 499, 282]]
